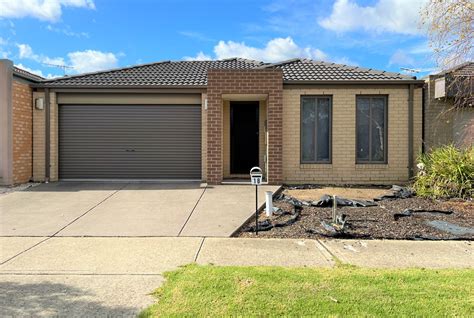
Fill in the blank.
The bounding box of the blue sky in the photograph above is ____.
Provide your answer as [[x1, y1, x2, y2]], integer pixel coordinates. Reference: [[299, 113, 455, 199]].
[[0, 0, 436, 79]]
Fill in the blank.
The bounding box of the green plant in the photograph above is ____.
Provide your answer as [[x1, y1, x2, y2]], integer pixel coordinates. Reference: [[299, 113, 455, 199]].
[[140, 264, 474, 317], [414, 145, 473, 199]]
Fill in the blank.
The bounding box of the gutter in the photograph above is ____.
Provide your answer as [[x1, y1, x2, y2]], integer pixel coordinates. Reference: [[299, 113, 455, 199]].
[[31, 84, 207, 89], [45, 88, 50, 182], [284, 80, 426, 85], [408, 84, 414, 179]]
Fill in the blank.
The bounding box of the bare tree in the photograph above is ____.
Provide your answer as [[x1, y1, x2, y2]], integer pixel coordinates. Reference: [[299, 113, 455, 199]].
[[420, 0, 473, 107]]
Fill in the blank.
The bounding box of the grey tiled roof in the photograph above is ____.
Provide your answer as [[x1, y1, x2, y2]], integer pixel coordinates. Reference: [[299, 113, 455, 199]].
[[41, 58, 264, 87], [13, 66, 44, 82], [270, 58, 415, 81], [39, 57, 417, 87], [434, 61, 473, 76]]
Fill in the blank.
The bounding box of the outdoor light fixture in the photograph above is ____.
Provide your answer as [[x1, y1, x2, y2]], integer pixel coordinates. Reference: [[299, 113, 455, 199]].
[[35, 98, 44, 110], [204, 98, 208, 110]]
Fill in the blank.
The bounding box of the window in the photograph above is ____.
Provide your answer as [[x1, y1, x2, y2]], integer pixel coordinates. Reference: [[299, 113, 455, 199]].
[[301, 96, 331, 163], [356, 96, 387, 163]]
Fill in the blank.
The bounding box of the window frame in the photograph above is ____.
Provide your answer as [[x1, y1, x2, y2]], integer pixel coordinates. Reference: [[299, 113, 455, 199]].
[[300, 95, 333, 164], [355, 95, 389, 164]]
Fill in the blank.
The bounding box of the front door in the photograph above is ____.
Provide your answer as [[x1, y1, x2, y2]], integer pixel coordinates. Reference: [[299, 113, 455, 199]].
[[230, 101, 259, 174]]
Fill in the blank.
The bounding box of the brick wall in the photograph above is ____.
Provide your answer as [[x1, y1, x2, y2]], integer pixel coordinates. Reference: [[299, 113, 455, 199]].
[[453, 108, 474, 148], [32, 91, 57, 182], [424, 77, 473, 150], [206, 69, 283, 184], [282, 85, 423, 184], [12, 80, 33, 183], [424, 77, 454, 150]]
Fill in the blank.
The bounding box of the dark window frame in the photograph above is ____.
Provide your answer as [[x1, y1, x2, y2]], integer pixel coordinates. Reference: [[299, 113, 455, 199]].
[[355, 95, 389, 164], [300, 95, 333, 164]]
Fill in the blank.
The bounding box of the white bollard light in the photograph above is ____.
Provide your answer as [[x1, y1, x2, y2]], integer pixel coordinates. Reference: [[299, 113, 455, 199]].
[[265, 191, 273, 217]]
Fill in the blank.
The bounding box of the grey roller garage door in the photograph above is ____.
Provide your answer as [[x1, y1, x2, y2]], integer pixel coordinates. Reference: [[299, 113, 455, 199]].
[[59, 104, 201, 179]]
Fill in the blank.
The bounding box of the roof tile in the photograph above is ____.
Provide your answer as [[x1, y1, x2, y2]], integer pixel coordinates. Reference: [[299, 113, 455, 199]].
[[40, 58, 416, 87]]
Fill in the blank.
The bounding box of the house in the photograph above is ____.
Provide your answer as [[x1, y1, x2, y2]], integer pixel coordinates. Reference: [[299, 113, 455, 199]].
[[0, 58, 425, 185], [424, 62, 473, 150]]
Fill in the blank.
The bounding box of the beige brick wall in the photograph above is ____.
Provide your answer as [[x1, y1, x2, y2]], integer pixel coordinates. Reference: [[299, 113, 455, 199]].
[[424, 77, 473, 150], [32, 91, 57, 181], [413, 87, 423, 165], [424, 77, 454, 150], [282, 85, 422, 184], [50, 93, 58, 181], [32, 92, 45, 181], [453, 108, 474, 148], [12, 80, 33, 184]]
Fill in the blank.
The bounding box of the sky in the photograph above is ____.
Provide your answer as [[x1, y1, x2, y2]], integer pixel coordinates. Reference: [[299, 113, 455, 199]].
[[0, 0, 437, 79]]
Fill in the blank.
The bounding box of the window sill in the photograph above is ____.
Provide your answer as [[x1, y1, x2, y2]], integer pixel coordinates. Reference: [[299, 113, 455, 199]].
[[300, 163, 332, 169], [355, 163, 389, 169]]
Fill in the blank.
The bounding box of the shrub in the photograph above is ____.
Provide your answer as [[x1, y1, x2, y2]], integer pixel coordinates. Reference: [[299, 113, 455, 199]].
[[413, 145, 473, 199]]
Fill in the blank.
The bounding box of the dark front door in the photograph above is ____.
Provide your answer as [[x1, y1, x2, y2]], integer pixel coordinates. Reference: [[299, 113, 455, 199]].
[[230, 101, 259, 174]]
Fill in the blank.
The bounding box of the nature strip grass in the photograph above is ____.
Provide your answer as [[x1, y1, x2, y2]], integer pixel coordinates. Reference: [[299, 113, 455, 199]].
[[140, 264, 474, 317]]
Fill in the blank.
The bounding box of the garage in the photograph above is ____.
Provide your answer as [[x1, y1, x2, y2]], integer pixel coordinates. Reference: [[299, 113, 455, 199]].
[[59, 104, 201, 180]]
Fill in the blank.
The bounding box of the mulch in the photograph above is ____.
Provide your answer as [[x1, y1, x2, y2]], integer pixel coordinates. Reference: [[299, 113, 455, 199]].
[[237, 194, 474, 240]]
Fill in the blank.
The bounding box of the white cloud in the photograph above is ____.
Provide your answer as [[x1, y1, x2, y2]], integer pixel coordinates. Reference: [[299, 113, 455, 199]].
[[214, 37, 327, 62], [16, 43, 119, 74], [67, 50, 118, 73], [0, 0, 95, 22], [409, 41, 432, 55], [389, 49, 415, 67], [184, 51, 212, 61], [185, 37, 327, 62], [319, 0, 426, 35], [46, 25, 89, 38], [333, 56, 359, 66], [17, 44, 35, 59], [17, 43, 65, 65], [0, 37, 11, 58]]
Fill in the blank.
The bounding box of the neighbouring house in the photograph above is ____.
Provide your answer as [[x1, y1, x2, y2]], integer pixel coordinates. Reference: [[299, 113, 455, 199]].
[[0, 58, 425, 185], [0, 60, 43, 185], [424, 62, 473, 150]]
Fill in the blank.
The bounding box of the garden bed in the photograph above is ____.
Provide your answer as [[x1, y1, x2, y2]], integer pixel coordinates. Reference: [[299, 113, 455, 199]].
[[237, 185, 474, 240]]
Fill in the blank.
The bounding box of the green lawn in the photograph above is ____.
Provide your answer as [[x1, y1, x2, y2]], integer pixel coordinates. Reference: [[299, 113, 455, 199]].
[[140, 264, 474, 317]]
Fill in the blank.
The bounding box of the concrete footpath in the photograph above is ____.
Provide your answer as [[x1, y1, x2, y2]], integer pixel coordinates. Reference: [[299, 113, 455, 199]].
[[1, 237, 472, 317]]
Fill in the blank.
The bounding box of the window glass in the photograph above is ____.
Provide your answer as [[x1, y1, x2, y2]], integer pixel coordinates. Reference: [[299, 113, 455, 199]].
[[316, 98, 330, 161], [301, 98, 316, 162], [356, 96, 386, 163], [301, 97, 331, 163], [371, 98, 386, 161], [356, 98, 370, 161]]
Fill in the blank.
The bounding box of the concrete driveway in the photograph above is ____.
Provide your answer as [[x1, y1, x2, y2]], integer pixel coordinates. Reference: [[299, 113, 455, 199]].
[[0, 181, 280, 237]]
